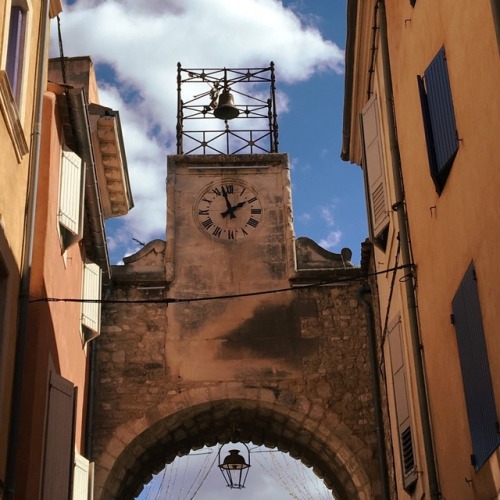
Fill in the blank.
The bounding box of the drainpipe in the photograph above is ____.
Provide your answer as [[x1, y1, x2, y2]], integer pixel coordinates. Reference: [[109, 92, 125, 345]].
[[5, 0, 51, 498], [378, 2, 440, 498], [358, 283, 391, 500]]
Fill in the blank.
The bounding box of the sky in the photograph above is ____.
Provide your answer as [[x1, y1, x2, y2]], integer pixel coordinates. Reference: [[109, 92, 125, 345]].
[[136, 445, 332, 500], [52, 0, 367, 266], [50, 1, 364, 497]]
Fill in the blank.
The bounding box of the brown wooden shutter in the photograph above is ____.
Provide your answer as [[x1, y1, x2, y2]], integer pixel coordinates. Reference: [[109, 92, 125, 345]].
[[361, 95, 390, 239], [388, 318, 418, 491], [42, 372, 76, 500]]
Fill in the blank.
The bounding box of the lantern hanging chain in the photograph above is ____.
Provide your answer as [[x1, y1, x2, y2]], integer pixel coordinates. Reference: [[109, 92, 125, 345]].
[[28, 263, 415, 305]]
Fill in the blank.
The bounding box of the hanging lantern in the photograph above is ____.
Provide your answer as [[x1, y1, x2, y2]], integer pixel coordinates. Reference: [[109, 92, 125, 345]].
[[218, 443, 251, 489]]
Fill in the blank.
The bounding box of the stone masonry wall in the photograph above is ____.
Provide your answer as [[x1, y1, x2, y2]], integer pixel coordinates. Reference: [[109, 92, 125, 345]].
[[91, 241, 385, 499]]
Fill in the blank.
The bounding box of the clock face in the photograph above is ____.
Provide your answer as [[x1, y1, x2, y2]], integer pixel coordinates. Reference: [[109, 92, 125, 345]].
[[194, 180, 263, 242]]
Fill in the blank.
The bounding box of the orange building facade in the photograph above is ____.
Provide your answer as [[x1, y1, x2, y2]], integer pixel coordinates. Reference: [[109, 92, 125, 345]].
[[343, 0, 500, 498], [4, 53, 132, 498]]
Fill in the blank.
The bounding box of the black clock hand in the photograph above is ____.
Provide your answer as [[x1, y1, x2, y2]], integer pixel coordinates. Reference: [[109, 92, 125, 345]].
[[221, 200, 246, 218], [221, 186, 237, 219], [232, 201, 246, 210]]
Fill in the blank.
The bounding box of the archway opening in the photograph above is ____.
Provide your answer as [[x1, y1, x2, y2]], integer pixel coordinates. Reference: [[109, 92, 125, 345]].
[[135, 444, 334, 499], [99, 399, 370, 499]]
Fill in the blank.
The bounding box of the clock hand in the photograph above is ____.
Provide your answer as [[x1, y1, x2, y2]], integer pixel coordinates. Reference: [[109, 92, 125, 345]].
[[221, 186, 237, 219], [221, 200, 246, 218], [232, 201, 246, 210]]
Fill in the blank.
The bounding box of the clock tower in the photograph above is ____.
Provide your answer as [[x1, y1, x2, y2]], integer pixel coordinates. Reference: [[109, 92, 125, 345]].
[[165, 65, 304, 382]]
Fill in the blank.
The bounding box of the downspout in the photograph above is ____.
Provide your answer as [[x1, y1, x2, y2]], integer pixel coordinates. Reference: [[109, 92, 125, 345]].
[[378, 2, 440, 498], [5, 0, 51, 498], [358, 283, 391, 500]]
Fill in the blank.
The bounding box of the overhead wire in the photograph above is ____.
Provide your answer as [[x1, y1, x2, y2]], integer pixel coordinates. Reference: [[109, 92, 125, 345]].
[[188, 449, 219, 499], [184, 448, 215, 499], [28, 263, 414, 305]]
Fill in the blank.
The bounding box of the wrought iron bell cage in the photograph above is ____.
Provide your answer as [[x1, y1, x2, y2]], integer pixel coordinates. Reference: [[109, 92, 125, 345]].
[[176, 63, 279, 155]]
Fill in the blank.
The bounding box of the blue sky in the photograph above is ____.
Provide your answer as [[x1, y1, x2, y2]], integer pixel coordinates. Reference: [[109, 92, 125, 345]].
[[54, 0, 367, 266]]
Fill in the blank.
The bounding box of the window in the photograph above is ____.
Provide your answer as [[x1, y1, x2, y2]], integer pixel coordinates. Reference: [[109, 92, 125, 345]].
[[418, 46, 459, 193], [6, 2, 28, 106], [81, 261, 102, 344], [58, 148, 85, 250], [41, 372, 75, 499], [361, 95, 390, 249], [388, 317, 418, 491], [452, 262, 500, 469]]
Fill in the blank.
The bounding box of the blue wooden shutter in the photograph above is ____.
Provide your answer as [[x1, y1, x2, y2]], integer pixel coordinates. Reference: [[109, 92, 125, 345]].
[[452, 263, 500, 469], [418, 46, 459, 192]]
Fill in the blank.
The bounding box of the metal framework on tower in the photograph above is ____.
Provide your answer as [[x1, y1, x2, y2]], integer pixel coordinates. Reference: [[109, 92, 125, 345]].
[[176, 63, 279, 155]]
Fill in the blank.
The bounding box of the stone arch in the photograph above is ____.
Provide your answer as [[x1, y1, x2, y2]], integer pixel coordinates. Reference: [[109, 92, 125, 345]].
[[96, 390, 373, 499]]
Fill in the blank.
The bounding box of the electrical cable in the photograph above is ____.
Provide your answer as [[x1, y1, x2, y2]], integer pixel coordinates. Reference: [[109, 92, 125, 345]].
[[184, 449, 214, 499], [189, 449, 219, 499], [28, 264, 414, 305]]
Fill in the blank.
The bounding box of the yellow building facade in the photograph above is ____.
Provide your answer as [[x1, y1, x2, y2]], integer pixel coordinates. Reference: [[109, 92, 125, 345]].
[[0, 0, 61, 495], [343, 0, 500, 498]]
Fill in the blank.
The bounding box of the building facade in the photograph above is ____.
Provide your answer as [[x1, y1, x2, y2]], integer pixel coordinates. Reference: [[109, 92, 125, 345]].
[[6, 55, 132, 499], [342, 1, 500, 498], [0, 1, 62, 497]]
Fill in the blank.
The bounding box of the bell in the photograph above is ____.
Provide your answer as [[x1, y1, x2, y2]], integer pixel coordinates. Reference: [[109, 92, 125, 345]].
[[214, 90, 239, 120]]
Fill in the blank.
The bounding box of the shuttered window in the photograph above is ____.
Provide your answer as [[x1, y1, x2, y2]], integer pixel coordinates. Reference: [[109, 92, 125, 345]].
[[58, 148, 85, 250], [360, 95, 389, 246], [388, 317, 418, 491], [81, 261, 102, 343], [73, 453, 93, 500], [417, 46, 459, 193], [6, 5, 27, 105], [42, 372, 75, 500], [452, 263, 500, 469]]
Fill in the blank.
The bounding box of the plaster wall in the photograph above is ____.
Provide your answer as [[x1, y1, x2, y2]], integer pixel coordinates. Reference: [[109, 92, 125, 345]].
[[385, 1, 500, 498], [0, 0, 45, 486], [345, 0, 500, 498], [13, 90, 91, 498]]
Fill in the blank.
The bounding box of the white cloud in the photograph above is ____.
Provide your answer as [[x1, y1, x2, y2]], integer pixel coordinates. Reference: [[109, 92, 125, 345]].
[[319, 230, 342, 250], [52, 0, 344, 261], [320, 205, 336, 227]]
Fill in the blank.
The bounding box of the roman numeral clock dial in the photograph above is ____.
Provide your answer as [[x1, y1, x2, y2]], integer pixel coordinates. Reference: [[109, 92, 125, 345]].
[[194, 180, 263, 242]]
